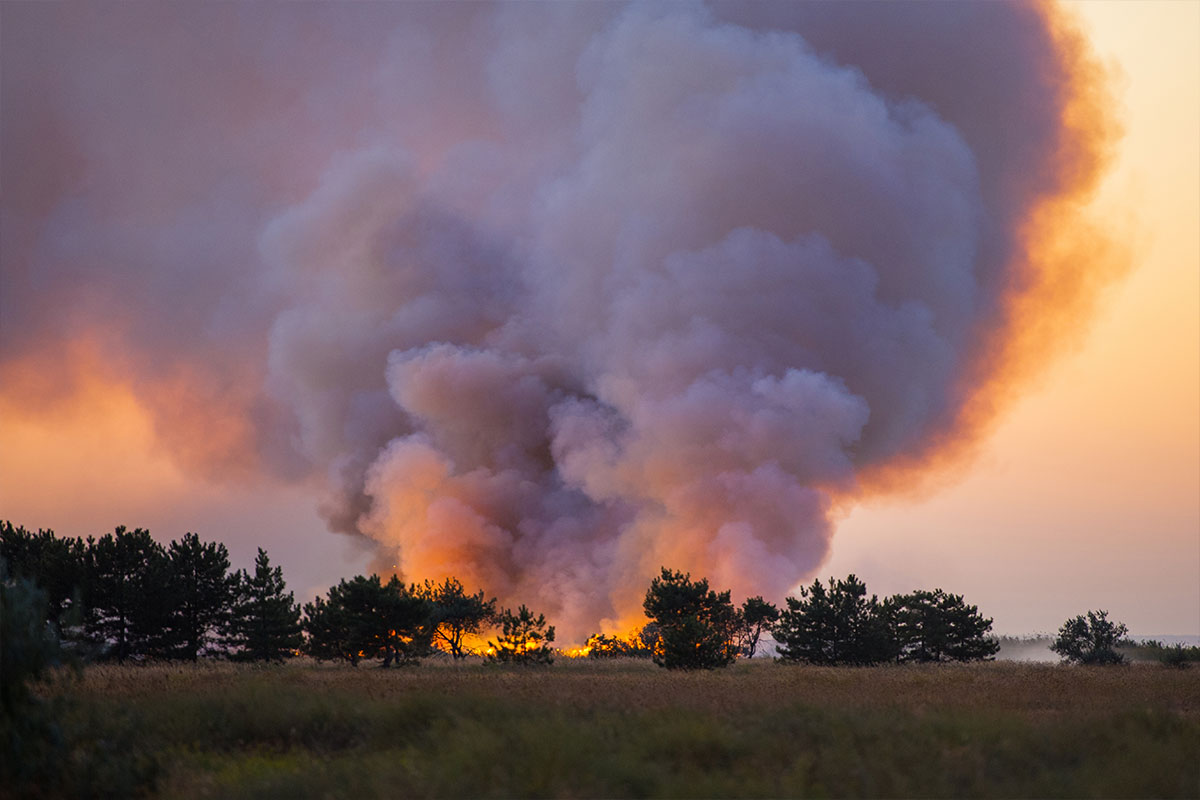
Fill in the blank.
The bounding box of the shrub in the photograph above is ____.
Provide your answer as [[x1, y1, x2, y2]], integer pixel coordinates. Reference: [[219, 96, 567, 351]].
[[1051, 610, 1129, 665], [488, 605, 555, 665], [1, 559, 157, 797]]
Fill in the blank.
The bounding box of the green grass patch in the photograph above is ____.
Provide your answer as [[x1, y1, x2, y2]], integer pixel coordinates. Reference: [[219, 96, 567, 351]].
[[41, 660, 1200, 798]]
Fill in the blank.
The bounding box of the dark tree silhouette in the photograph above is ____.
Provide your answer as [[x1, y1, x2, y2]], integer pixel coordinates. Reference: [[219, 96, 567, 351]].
[[1051, 610, 1129, 665], [1, 558, 68, 791], [886, 589, 999, 662], [300, 593, 352, 663], [643, 568, 739, 670], [227, 548, 302, 662], [774, 575, 893, 665], [487, 605, 555, 665], [418, 577, 496, 659], [378, 576, 436, 666], [579, 623, 659, 659], [85, 527, 174, 661], [581, 633, 626, 658], [166, 533, 235, 661], [303, 575, 433, 666], [1, 557, 159, 796], [0, 522, 86, 627], [0, 559, 63, 719], [735, 596, 780, 658]]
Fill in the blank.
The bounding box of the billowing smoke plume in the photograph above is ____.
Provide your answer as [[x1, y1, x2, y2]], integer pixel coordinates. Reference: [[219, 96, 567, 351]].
[[1, 2, 1119, 638]]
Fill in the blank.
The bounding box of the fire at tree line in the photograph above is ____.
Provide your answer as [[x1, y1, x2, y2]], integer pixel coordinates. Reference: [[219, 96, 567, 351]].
[[0, 521, 1165, 670]]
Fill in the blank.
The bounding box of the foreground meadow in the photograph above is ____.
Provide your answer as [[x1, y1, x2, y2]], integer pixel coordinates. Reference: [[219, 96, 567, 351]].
[[51, 659, 1200, 798]]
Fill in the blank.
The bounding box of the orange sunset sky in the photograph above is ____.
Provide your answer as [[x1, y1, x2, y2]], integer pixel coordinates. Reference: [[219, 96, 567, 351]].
[[826, 1, 1200, 635], [1, 1, 1196, 637]]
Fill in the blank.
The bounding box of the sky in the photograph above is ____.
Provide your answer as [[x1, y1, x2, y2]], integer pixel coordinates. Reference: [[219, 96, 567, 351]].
[[1, 1, 1196, 640], [825, 0, 1200, 636]]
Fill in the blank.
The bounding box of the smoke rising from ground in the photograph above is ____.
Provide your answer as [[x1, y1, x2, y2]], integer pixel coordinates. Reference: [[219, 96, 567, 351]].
[[0, 2, 1120, 638]]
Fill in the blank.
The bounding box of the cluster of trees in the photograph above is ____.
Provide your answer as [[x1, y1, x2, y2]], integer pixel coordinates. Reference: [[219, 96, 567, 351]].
[[639, 569, 1001, 670], [0, 523, 553, 667], [1, 523, 301, 662], [301, 574, 554, 666], [7, 522, 1165, 672]]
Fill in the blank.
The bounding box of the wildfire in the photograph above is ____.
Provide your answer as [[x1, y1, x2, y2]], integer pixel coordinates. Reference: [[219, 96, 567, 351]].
[[491, 638, 546, 656], [558, 627, 651, 659], [560, 645, 593, 659]]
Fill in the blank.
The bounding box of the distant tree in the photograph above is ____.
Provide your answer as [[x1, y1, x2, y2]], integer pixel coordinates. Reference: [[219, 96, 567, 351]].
[[487, 605, 555, 665], [227, 548, 302, 662], [774, 575, 893, 665], [735, 596, 780, 658], [1157, 643, 1199, 669], [418, 577, 496, 659], [886, 589, 999, 663], [166, 533, 235, 661], [303, 575, 433, 666], [1129, 639, 1200, 668], [643, 568, 739, 670], [85, 527, 174, 661], [1051, 610, 1129, 665]]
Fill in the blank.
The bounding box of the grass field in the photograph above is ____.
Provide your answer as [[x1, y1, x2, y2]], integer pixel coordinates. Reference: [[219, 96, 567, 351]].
[[43, 659, 1200, 798]]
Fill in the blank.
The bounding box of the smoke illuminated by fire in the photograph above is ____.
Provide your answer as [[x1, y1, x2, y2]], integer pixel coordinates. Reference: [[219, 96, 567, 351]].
[[0, 2, 1122, 641]]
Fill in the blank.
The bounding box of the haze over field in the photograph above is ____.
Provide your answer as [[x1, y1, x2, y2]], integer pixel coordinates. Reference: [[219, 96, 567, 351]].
[[2, 1, 1195, 641]]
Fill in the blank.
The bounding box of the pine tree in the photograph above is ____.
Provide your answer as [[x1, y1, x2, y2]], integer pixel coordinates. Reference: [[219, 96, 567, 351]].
[[774, 575, 894, 665], [85, 527, 173, 661], [0, 522, 87, 626], [887, 589, 999, 663], [643, 568, 739, 670], [735, 596, 780, 658], [378, 576, 436, 666], [418, 577, 496, 659], [166, 533, 235, 660], [302, 575, 433, 666], [487, 605, 555, 665], [301, 593, 353, 663], [227, 548, 302, 662]]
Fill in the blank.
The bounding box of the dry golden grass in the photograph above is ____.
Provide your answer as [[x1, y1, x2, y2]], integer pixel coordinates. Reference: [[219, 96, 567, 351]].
[[79, 656, 1200, 714]]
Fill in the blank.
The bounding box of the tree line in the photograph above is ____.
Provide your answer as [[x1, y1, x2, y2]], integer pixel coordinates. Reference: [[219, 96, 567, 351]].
[[1, 522, 301, 662], [0, 522, 554, 666], [4, 521, 1167, 670], [637, 568, 1000, 669]]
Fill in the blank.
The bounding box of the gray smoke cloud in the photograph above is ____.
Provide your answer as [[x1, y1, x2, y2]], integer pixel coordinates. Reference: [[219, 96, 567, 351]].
[[0, 1, 1118, 638]]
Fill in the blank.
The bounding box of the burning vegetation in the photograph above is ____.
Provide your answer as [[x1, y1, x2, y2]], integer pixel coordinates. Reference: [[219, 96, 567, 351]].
[[3, 522, 1008, 671]]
